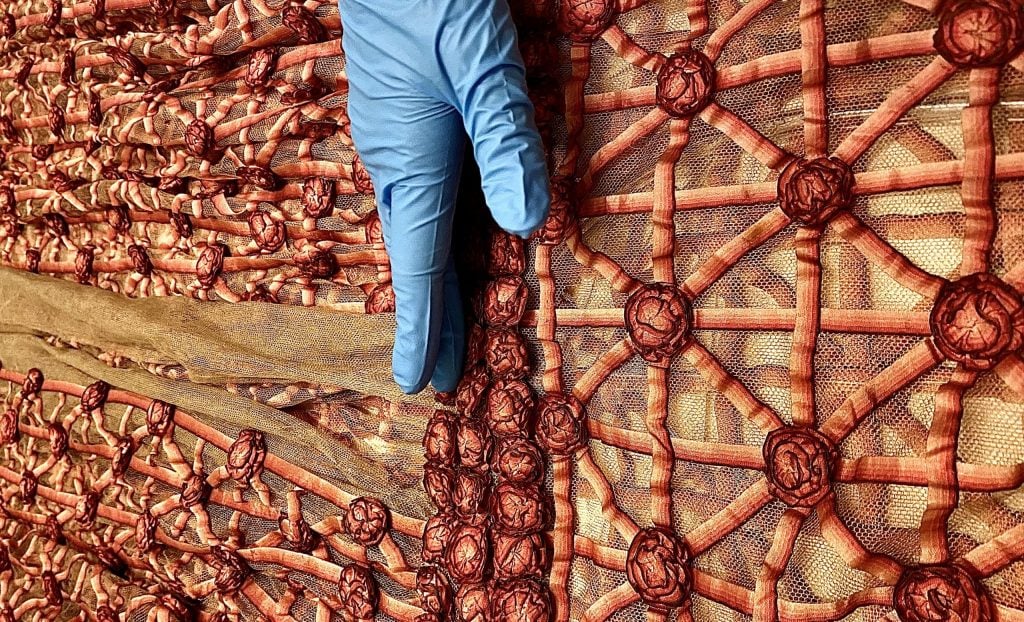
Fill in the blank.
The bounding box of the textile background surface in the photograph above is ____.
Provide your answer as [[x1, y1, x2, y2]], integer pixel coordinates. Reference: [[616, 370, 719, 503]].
[[0, 0, 1023, 621]]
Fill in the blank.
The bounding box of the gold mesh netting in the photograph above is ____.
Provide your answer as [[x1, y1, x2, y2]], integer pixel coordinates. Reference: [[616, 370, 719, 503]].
[[1, 0, 1024, 620]]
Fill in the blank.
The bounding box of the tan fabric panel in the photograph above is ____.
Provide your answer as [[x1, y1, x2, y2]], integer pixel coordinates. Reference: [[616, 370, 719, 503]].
[[0, 265, 433, 408]]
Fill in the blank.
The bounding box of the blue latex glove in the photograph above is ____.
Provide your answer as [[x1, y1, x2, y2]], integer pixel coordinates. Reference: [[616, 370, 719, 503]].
[[338, 0, 551, 394]]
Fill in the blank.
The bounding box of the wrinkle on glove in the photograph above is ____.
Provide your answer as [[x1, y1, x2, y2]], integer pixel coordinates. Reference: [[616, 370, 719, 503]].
[[338, 0, 550, 394]]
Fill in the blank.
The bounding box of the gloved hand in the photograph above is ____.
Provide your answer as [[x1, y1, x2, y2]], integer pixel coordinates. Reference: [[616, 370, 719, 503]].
[[337, 0, 551, 394]]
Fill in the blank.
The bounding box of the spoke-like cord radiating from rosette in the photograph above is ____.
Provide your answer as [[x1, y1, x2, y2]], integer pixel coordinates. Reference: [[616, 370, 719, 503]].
[[2, 0, 1024, 620]]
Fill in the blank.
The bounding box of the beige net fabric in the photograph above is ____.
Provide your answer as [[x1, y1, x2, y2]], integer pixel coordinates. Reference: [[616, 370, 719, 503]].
[[2, 0, 1024, 620]]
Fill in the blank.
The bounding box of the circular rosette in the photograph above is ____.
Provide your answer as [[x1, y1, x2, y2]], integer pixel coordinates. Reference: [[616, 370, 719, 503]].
[[226, 429, 266, 482], [485, 329, 531, 380], [22, 368, 44, 397], [105, 206, 131, 236], [935, 0, 1024, 66], [656, 50, 716, 118], [363, 214, 384, 245], [95, 607, 118, 622], [777, 156, 855, 227], [488, 230, 526, 276], [94, 546, 128, 579], [557, 0, 616, 42], [294, 247, 338, 279], [234, 167, 278, 190], [247, 211, 286, 253], [75, 246, 95, 284], [47, 423, 68, 460], [894, 564, 994, 622], [533, 176, 576, 245], [170, 212, 193, 238], [416, 565, 454, 616], [491, 482, 547, 535], [762, 426, 837, 507], [466, 323, 488, 366], [184, 120, 214, 159], [494, 532, 549, 580], [453, 469, 491, 516], [245, 48, 277, 88], [423, 464, 456, 509], [128, 244, 153, 276], [536, 392, 588, 456], [43, 515, 65, 544], [338, 563, 379, 621], [481, 275, 529, 327], [364, 283, 396, 314], [244, 285, 278, 303], [196, 243, 228, 287], [485, 379, 535, 437], [146, 399, 175, 437], [490, 579, 552, 622], [626, 527, 692, 611], [624, 283, 693, 364], [135, 512, 158, 553], [74, 493, 98, 528], [930, 273, 1024, 370], [458, 417, 494, 470], [180, 472, 211, 508], [494, 437, 545, 484], [302, 176, 336, 219], [351, 153, 374, 194], [41, 571, 62, 607], [457, 364, 491, 417], [0, 409, 19, 445], [444, 523, 491, 584], [111, 436, 135, 478], [20, 470, 37, 503], [456, 583, 491, 622], [211, 546, 250, 593], [0, 215, 20, 243], [423, 409, 457, 463], [25, 249, 41, 274], [344, 497, 391, 546], [422, 512, 460, 564]]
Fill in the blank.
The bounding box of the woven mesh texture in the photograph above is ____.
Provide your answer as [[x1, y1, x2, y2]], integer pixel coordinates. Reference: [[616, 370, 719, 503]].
[[1, 0, 1024, 620]]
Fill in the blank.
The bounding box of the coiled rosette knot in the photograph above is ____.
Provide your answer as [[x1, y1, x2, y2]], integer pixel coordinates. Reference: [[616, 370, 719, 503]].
[[536, 392, 588, 456], [444, 523, 491, 583], [557, 0, 617, 42], [421, 512, 459, 563], [763, 426, 837, 507], [624, 282, 693, 365], [656, 50, 716, 118], [777, 156, 855, 227], [935, 0, 1024, 67], [490, 579, 552, 622], [480, 275, 529, 327], [626, 527, 692, 611], [930, 273, 1024, 370], [343, 497, 391, 546], [416, 565, 454, 616], [532, 176, 576, 245], [338, 563, 379, 621], [893, 564, 994, 622], [226, 429, 266, 483]]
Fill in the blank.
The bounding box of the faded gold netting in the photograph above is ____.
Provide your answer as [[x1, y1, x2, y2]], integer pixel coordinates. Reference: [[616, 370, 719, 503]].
[[0, 0, 1023, 620]]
